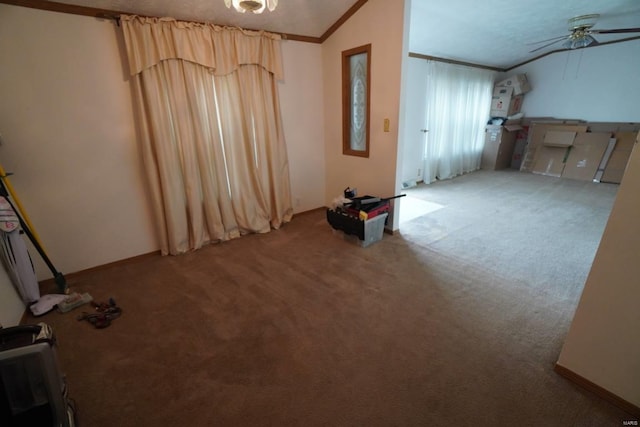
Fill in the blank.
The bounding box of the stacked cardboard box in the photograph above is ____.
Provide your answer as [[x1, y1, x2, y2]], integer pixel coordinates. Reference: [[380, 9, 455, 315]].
[[481, 120, 522, 170], [511, 127, 529, 169], [519, 121, 640, 183], [490, 74, 531, 118], [482, 74, 531, 170], [561, 132, 612, 181], [518, 119, 586, 173], [482, 75, 530, 170]]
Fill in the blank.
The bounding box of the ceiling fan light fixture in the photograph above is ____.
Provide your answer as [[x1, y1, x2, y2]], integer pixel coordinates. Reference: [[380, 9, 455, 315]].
[[224, 0, 278, 14], [562, 34, 595, 50], [575, 35, 595, 48], [530, 13, 640, 54], [567, 14, 599, 31]]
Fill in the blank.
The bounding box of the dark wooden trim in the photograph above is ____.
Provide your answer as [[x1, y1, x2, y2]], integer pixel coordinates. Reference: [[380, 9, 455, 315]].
[[37, 250, 161, 290], [0, 0, 122, 20], [412, 34, 640, 73], [554, 363, 640, 417], [408, 52, 505, 72], [505, 35, 640, 71], [504, 51, 557, 72], [283, 33, 322, 44], [342, 43, 371, 158], [320, 0, 368, 43]]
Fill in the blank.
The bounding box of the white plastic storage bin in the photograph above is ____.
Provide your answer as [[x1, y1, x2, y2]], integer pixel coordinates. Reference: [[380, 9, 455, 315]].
[[342, 213, 388, 247]]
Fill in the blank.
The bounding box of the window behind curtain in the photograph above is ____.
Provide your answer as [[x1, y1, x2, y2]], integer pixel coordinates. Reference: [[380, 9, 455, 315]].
[[423, 61, 494, 183]]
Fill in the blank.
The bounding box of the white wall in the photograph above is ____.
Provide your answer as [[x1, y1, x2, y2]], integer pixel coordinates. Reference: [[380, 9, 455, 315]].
[[0, 5, 327, 320], [322, 0, 406, 210], [0, 5, 158, 282], [557, 137, 640, 407], [511, 40, 640, 122], [279, 41, 326, 213], [399, 56, 428, 184]]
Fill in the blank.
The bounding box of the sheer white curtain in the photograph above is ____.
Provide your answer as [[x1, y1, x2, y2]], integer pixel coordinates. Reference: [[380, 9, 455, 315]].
[[121, 16, 292, 255], [423, 61, 494, 183]]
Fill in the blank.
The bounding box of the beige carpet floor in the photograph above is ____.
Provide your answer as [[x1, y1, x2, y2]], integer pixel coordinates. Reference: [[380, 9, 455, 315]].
[[26, 170, 634, 427]]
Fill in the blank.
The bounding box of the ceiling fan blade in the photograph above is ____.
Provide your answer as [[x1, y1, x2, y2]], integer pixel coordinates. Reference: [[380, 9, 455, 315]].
[[526, 35, 568, 45], [529, 38, 564, 53], [591, 28, 640, 34]]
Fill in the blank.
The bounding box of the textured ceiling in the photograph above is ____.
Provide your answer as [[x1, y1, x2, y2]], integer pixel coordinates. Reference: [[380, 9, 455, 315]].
[[51, 0, 361, 38], [36, 0, 640, 68], [409, 0, 640, 69]]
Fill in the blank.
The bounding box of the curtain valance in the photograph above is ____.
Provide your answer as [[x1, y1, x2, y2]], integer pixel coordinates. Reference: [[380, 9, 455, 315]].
[[121, 15, 284, 79]]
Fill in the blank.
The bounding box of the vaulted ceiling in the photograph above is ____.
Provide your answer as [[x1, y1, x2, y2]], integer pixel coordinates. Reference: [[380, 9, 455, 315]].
[[409, 0, 640, 69], [7, 0, 640, 69]]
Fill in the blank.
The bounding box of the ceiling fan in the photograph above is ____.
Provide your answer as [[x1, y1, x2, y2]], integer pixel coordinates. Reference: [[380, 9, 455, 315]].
[[528, 14, 640, 53]]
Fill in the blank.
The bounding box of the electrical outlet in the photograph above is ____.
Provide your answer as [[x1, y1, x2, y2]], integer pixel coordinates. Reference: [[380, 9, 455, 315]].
[[418, 168, 421, 176], [295, 197, 301, 207]]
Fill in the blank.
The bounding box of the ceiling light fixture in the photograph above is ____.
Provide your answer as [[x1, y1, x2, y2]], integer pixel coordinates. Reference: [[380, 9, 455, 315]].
[[562, 32, 596, 49], [568, 14, 599, 32], [563, 14, 598, 49], [224, 0, 278, 14]]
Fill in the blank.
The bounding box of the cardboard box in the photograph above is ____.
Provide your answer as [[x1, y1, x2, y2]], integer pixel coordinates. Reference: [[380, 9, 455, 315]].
[[587, 123, 618, 133], [543, 131, 577, 147], [490, 86, 524, 117], [511, 126, 529, 169], [562, 132, 611, 181], [601, 131, 639, 183], [532, 146, 569, 177], [520, 123, 588, 173], [482, 125, 518, 170], [617, 123, 640, 132], [587, 122, 640, 133], [532, 127, 580, 177], [502, 118, 524, 132], [511, 138, 527, 170], [496, 74, 531, 95], [523, 118, 584, 124]]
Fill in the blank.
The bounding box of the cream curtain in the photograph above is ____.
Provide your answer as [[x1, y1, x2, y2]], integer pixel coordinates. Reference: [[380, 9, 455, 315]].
[[121, 16, 292, 255]]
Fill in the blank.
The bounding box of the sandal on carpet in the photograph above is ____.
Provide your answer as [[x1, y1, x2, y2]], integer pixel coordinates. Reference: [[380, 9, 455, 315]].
[[77, 312, 112, 329], [77, 297, 122, 329]]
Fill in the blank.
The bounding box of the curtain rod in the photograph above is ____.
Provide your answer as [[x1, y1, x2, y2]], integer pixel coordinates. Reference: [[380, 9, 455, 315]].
[[96, 11, 120, 26]]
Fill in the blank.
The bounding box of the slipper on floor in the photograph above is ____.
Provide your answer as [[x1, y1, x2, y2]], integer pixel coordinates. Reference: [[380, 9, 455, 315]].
[[78, 297, 122, 329]]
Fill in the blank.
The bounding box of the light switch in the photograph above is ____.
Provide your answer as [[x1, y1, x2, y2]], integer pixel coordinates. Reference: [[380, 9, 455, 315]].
[[384, 118, 390, 132]]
